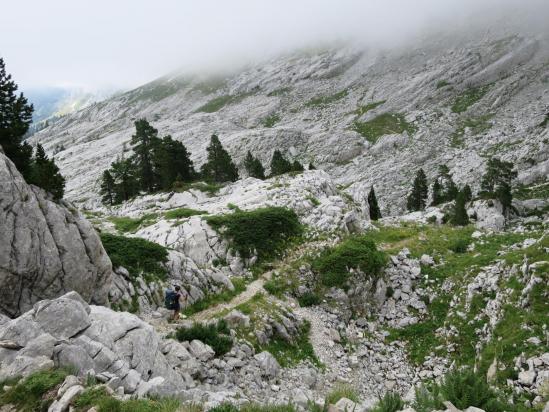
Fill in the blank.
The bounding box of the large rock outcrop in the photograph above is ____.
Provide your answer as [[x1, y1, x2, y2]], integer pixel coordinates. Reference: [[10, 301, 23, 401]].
[[0, 151, 112, 318]]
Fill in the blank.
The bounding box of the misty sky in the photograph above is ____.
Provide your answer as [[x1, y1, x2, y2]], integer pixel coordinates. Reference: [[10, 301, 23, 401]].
[[1, 0, 546, 91]]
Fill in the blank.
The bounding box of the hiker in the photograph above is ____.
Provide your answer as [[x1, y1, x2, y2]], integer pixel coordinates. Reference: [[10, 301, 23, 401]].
[[165, 285, 185, 321]]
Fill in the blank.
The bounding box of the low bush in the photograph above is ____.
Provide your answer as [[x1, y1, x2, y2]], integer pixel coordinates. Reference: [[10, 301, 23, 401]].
[[206, 207, 303, 262], [449, 237, 470, 253], [413, 368, 512, 412], [109, 213, 158, 233], [175, 320, 233, 356], [100, 233, 168, 280], [297, 291, 321, 307], [311, 236, 386, 288], [371, 392, 404, 412], [164, 208, 207, 220], [0, 368, 68, 411]]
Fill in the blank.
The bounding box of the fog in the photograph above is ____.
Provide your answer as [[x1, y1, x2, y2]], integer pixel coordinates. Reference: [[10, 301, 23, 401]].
[[1, 0, 548, 91]]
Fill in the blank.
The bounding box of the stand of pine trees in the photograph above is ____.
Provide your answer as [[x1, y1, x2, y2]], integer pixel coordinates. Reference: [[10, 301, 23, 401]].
[[480, 157, 517, 217], [269, 150, 304, 177], [0, 58, 65, 199], [431, 165, 458, 206], [244, 151, 265, 179]]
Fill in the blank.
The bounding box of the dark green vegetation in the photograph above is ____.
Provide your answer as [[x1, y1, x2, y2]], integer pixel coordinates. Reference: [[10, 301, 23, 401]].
[[100, 119, 195, 204], [352, 101, 386, 116], [450, 115, 493, 148], [368, 186, 382, 220], [431, 165, 458, 207], [306, 89, 348, 107], [407, 168, 429, 212], [100, 233, 168, 280], [269, 150, 304, 177], [74, 386, 182, 412], [209, 403, 296, 412], [164, 207, 207, 220], [0, 58, 65, 199], [201, 134, 239, 183], [109, 213, 158, 233], [262, 321, 319, 367], [540, 113, 549, 127], [480, 157, 517, 216], [195, 92, 253, 113], [175, 320, 233, 356], [174, 181, 223, 196], [371, 392, 404, 412], [451, 85, 491, 113], [0, 368, 68, 412], [244, 151, 266, 179], [183, 277, 246, 316], [311, 236, 386, 288], [206, 207, 303, 262], [352, 113, 417, 144], [261, 113, 280, 128], [413, 369, 518, 412], [436, 80, 450, 89]]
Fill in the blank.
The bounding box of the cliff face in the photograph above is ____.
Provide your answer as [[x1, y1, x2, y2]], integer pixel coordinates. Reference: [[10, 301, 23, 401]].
[[0, 150, 112, 318]]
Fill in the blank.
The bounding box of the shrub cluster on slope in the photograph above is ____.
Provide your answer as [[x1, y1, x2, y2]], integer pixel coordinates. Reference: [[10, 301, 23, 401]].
[[206, 207, 303, 262], [175, 320, 233, 356]]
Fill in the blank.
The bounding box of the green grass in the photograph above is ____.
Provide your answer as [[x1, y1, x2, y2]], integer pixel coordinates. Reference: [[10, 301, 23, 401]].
[[311, 236, 386, 288], [74, 386, 183, 412], [109, 213, 159, 233], [100, 233, 168, 280], [182, 277, 247, 316], [451, 85, 491, 113], [0, 368, 69, 412], [164, 207, 207, 220], [267, 87, 291, 97], [352, 113, 417, 144], [371, 392, 404, 412], [262, 113, 280, 128], [450, 115, 494, 148], [325, 384, 360, 405], [209, 403, 296, 412], [206, 207, 303, 262], [436, 80, 451, 89], [306, 89, 348, 107], [195, 92, 253, 113], [352, 100, 386, 116], [175, 320, 233, 356]]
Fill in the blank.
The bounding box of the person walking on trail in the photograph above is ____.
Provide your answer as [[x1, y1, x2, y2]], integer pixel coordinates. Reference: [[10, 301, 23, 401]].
[[165, 285, 186, 321]]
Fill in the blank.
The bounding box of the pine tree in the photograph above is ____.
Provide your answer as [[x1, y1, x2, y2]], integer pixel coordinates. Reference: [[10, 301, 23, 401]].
[[269, 150, 293, 176], [480, 157, 517, 217], [155, 135, 195, 190], [110, 158, 139, 203], [435, 165, 458, 202], [431, 180, 444, 206], [29, 144, 65, 200], [451, 189, 470, 226], [100, 170, 116, 205], [407, 168, 428, 211], [200, 134, 239, 182], [291, 160, 304, 172], [0, 58, 34, 180], [368, 186, 382, 220], [308, 162, 316, 170], [244, 151, 265, 179], [462, 184, 473, 203], [130, 119, 161, 192]]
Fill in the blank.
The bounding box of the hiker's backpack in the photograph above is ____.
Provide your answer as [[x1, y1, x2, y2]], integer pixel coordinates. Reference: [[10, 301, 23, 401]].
[[164, 289, 177, 310]]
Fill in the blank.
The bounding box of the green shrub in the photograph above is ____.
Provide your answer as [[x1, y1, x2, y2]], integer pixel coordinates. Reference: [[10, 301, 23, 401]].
[[164, 208, 206, 220], [183, 278, 247, 316], [306, 89, 348, 107], [208, 404, 239, 412], [449, 237, 470, 253], [263, 277, 289, 297], [0, 368, 68, 411], [206, 207, 303, 262], [100, 233, 168, 280], [451, 85, 491, 113], [413, 368, 512, 412], [371, 392, 404, 412], [297, 292, 321, 307], [109, 213, 158, 233], [175, 320, 233, 356], [262, 321, 321, 368], [262, 114, 280, 128], [325, 384, 360, 405], [311, 236, 386, 288], [352, 113, 417, 144]]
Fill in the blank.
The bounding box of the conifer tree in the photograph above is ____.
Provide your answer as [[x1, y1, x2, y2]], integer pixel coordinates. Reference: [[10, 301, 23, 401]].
[[200, 134, 239, 182], [407, 168, 428, 211], [29, 144, 65, 200], [368, 186, 382, 220], [462, 184, 473, 203], [291, 160, 304, 172], [308, 162, 316, 170], [131, 119, 161, 192], [0, 58, 34, 179], [155, 135, 195, 190], [244, 151, 265, 179], [110, 158, 139, 203], [451, 189, 470, 226], [269, 150, 293, 176], [431, 180, 444, 206], [100, 170, 116, 205], [480, 157, 517, 217]]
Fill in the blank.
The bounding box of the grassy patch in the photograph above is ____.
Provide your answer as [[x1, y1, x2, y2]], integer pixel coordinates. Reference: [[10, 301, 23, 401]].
[[306, 89, 348, 107], [100, 233, 168, 280], [352, 113, 417, 144], [195, 92, 253, 113], [109, 213, 159, 233], [436, 80, 451, 89], [371, 392, 404, 412], [311, 236, 386, 288], [451, 85, 491, 113], [325, 384, 360, 405], [173, 181, 223, 196], [206, 207, 303, 262], [209, 403, 296, 412], [352, 100, 386, 116], [182, 277, 247, 316], [450, 115, 493, 148], [175, 320, 233, 356], [0, 368, 68, 412], [164, 208, 207, 220], [262, 321, 321, 367], [262, 113, 280, 128]]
